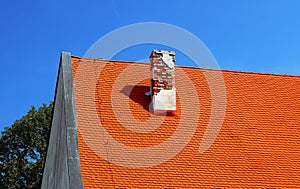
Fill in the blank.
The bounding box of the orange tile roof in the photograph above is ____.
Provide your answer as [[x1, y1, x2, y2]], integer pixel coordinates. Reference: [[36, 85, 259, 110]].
[[71, 56, 300, 188]]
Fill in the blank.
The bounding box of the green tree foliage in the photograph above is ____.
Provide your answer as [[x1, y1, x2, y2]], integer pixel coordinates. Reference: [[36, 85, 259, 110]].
[[0, 102, 53, 189]]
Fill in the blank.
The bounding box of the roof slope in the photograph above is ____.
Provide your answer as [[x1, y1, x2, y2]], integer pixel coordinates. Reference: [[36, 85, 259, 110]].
[[72, 56, 300, 188]]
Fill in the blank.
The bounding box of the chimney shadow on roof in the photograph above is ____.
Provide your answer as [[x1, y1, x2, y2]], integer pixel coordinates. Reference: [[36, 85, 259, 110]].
[[120, 85, 152, 113]]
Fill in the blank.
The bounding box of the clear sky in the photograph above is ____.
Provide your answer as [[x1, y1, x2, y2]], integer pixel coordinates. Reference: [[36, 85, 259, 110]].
[[1, 0, 300, 132]]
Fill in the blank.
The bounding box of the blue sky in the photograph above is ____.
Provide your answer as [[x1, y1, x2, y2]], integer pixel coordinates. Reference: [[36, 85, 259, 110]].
[[1, 0, 300, 132]]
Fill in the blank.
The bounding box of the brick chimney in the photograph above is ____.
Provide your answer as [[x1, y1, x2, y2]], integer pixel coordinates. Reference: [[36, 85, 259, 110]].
[[149, 50, 176, 115]]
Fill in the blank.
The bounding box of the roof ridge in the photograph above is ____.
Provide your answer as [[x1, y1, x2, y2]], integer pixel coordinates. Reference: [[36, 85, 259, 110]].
[[71, 55, 300, 78]]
